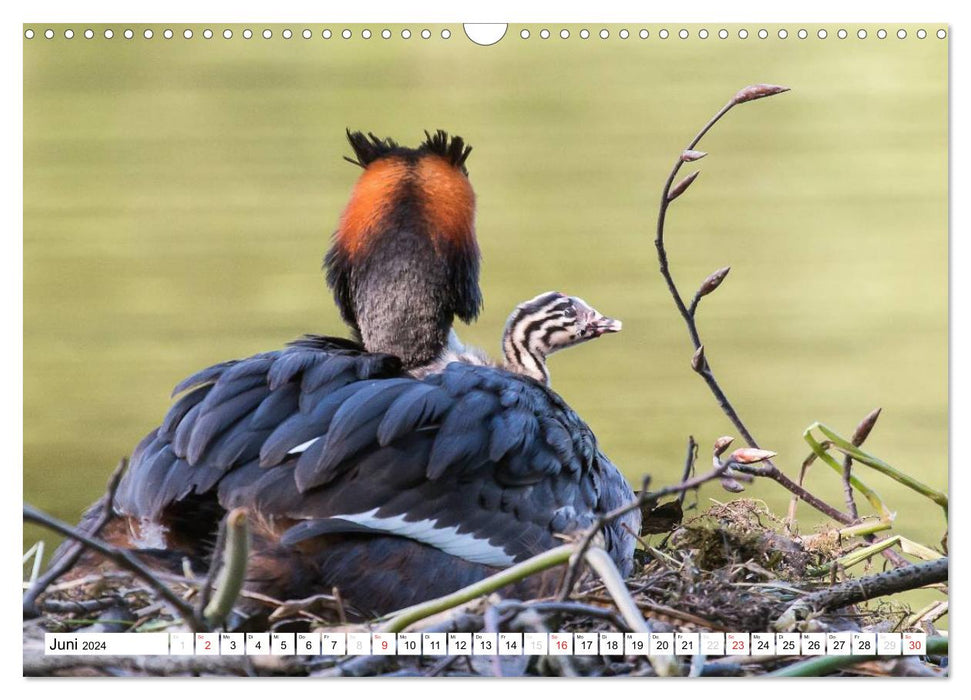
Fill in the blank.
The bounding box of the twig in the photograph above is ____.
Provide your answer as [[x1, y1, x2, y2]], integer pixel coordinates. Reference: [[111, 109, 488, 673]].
[[773, 557, 948, 630], [23, 648, 299, 676], [23, 503, 205, 632], [482, 605, 504, 677], [652, 84, 865, 528], [584, 594, 729, 632], [557, 465, 728, 599], [496, 600, 630, 632], [677, 436, 698, 507], [39, 572, 132, 594], [655, 86, 790, 446], [23, 458, 128, 617], [789, 445, 827, 526], [840, 454, 859, 520], [423, 655, 460, 677], [900, 600, 948, 631], [700, 655, 794, 676], [37, 596, 124, 615], [731, 461, 853, 525], [268, 592, 342, 623], [23, 541, 45, 586], [332, 586, 348, 625], [581, 549, 647, 634], [689, 652, 707, 677], [322, 611, 484, 677]]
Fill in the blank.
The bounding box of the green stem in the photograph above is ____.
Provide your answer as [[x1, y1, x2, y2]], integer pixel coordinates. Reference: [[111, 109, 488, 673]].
[[202, 508, 249, 629], [813, 423, 948, 513], [834, 520, 893, 540], [896, 536, 946, 561], [380, 544, 686, 677], [800, 519, 894, 547], [767, 636, 947, 677], [806, 534, 898, 578], [803, 430, 892, 519], [379, 545, 575, 633]]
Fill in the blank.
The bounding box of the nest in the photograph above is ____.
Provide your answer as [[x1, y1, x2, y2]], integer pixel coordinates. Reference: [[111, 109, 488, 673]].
[[22, 499, 948, 678]]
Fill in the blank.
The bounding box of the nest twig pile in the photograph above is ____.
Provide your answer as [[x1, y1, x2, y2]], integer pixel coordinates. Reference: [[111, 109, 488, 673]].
[[23, 494, 948, 677]]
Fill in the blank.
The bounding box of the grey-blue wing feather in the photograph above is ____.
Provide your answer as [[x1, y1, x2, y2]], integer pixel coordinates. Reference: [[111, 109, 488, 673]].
[[117, 354, 638, 575], [237, 363, 636, 568], [115, 340, 402, 521]]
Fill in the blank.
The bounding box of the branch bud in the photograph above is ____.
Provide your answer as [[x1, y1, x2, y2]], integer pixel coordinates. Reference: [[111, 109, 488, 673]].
[[733, 84, 791, 105], [712, 436, 735, 456], [681, 149, 708, 162], [720, 477, 746, 493], [667, 171, 701, 201], [697, 266, 731, 297], [728, 447, 777, 464], [691, 345, 707, 372], [852, 407, 882, 446]]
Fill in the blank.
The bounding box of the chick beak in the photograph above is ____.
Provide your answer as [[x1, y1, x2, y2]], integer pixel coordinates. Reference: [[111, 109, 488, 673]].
[[586, 312, 622, 337]]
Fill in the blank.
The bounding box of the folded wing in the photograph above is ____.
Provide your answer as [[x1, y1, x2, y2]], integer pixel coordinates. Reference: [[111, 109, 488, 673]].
[[116, 343, 638, 574]]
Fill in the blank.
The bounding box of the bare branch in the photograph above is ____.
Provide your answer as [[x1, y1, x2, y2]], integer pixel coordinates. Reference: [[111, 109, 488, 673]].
[[652, 85, 868, 529], [731, 461, 853, 524], [677, 436, 698, 507], [655, 86, 788, 446], [774, 557, 948, 630]]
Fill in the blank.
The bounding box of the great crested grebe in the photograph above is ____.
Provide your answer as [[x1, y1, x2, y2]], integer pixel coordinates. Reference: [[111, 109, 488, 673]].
[[77, 131, 638, 617]]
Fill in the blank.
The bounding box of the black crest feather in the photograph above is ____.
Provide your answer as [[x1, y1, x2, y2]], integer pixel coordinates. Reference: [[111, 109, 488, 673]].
[[343, 129, 472, 174], [421, 130, 473, 173], [343, 130, 401, 168]]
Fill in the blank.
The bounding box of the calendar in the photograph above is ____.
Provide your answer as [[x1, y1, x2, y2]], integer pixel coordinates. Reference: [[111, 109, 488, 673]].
[[44, 631, 928, 657], [22, 12, 949, 682]]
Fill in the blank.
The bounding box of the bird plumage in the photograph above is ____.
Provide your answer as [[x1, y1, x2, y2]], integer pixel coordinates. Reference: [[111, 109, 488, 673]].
[[76, 132, 639, 619], [325, 130, 480, 368], [115, 344, 637, 616]]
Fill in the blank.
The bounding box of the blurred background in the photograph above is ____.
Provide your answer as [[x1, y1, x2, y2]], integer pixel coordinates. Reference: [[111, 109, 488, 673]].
[[24, 24, 947, 607]]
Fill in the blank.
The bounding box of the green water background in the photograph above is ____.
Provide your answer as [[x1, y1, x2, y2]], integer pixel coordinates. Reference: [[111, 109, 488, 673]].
[[24, 24, 948, 616]]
